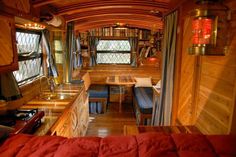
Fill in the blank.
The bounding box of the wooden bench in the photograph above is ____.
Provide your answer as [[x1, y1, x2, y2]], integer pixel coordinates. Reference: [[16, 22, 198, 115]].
[[82, 72, 108, 113], [133, 87, 153, 125]]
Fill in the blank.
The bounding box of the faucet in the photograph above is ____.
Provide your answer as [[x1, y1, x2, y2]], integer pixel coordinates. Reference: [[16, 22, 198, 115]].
[[39, 76, 56, 93], [39, 76, 48, 93], [48, 77, 56, 93]]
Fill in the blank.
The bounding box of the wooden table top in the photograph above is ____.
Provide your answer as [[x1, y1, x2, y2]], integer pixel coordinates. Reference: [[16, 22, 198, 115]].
[[124, 125, 202, 135], [106, 75, 136, 85]]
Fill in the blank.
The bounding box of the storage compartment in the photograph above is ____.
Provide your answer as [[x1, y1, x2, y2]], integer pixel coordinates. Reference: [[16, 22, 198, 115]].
[[109, 86, 133, 103], [109, 86, 124, 102]]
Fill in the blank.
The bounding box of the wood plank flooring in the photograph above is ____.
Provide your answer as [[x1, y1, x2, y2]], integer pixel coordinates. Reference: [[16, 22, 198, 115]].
[[86, 102, 136, 137]]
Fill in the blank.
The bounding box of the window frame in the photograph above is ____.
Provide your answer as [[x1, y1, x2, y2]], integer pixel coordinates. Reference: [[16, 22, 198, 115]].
[[96, 39, 131, 65], [14, 28, 43, 84]]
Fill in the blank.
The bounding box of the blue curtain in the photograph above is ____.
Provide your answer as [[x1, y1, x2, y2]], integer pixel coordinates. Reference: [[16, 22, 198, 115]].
[[128, 37, 138, 67], [42, 31, 58, 78], [89, 36, 99, 66], [72, 36, 83, 69], [152, 11, 178, 126]]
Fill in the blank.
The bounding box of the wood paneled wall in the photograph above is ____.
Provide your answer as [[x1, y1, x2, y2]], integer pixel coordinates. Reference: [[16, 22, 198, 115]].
[[176, 15, 197, 125], [79, 65, 161, 84], [174, 0, 236, 134]]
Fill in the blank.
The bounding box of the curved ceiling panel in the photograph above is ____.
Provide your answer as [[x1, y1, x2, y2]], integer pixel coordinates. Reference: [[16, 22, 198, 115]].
[[32, 0, 170, 31]]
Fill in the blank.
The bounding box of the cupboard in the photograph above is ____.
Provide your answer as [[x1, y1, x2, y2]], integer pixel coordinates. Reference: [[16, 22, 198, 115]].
[[0, 14, 18, 73]]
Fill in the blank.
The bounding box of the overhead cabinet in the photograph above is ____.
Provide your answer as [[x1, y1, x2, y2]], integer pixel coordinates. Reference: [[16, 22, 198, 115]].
[[0, 14, 18, 73]]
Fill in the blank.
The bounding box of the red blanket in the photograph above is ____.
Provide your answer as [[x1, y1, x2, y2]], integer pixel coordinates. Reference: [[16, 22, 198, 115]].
[[0, 132, 235, 157]]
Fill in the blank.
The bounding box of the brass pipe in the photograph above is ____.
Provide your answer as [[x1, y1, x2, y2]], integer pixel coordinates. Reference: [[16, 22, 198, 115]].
[[64, 22, 74, 83]]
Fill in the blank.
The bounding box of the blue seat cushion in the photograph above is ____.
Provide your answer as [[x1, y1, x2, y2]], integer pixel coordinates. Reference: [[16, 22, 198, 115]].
[[89, 84, 108, 98], [134, 87, 153, 114]]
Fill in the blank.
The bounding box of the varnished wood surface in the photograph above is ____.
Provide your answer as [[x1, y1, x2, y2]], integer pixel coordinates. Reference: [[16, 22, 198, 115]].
[[80, 65, 161, 85], [124, 125, 201, 135], [106, 75, 135, 112], [32, 0, 170, 31], [173, 0, 236, 134], [2, 0, 30, 14], [19, 83, 86, 136], [176, 7, 197, 125], [106, 75, 136, 85], [0, 13, 18, 73], [86, 102, 136, 137]]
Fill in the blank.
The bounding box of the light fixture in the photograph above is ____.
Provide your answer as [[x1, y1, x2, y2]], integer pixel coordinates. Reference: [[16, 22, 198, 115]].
[[24, 22, 46, 30], [114, 23, 128, 30], [189, 0, 230, 55]]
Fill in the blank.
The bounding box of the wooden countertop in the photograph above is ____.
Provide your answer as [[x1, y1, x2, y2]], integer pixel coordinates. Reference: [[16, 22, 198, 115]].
[[20, 83, 84, 136]]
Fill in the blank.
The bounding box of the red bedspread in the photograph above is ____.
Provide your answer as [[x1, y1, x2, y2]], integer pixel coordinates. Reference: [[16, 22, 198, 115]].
[[0, 132, 235, 157]]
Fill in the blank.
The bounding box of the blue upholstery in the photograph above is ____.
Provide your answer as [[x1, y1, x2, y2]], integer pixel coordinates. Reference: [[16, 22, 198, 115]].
[[89, 102, 103, 114], [88, 85, 108, 98], [134, 87, 153, 114]]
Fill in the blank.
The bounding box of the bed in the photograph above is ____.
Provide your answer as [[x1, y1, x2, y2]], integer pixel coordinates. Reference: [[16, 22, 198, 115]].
[[1, 132, 235, 157]]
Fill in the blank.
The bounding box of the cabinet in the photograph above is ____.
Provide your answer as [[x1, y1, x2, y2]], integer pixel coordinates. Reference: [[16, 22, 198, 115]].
[[109, 86, 133, 103], [0, 14, 18, 73], [50, 87, 89, 137]]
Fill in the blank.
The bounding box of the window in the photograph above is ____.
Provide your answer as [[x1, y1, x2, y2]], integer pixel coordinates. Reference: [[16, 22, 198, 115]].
[[13, 30, 42, 84], [96, 40, 131, 64]]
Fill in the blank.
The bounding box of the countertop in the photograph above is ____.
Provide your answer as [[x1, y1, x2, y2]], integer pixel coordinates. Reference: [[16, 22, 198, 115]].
[[20, 83, 84, 136]]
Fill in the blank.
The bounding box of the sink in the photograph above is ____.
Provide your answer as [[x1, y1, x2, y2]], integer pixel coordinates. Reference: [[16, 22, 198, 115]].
[[39, 92, 76, 100]]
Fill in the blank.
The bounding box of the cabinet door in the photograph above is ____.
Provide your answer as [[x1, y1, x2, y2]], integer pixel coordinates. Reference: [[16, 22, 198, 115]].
[[0, 14, 18, 73], [56, 113, 72, 137]]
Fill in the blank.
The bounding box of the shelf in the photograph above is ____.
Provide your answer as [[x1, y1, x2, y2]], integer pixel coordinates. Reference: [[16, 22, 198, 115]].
[[81, 45, 88, 49]]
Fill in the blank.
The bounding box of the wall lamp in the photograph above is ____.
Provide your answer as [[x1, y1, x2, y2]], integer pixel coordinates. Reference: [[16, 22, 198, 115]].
[[189, 0, 231, 55]]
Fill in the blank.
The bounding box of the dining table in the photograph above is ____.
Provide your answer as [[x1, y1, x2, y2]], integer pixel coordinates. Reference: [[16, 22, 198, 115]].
[[106, 75, 136, 112]]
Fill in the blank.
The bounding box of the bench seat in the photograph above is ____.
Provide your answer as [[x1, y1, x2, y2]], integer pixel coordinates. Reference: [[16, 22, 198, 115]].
[[134, 87, 153, 114], [89, 85, 108, 98], [133, 87, 153, 125], [82, 73, 108, 114]]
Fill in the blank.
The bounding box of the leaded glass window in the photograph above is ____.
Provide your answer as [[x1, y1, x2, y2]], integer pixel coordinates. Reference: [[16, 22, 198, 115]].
[[13, 30, 42, 84], [96, 40, 131, 64]]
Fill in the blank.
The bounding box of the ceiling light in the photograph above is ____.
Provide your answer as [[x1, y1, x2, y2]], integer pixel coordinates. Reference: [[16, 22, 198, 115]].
[[24, 23, 46, 30]]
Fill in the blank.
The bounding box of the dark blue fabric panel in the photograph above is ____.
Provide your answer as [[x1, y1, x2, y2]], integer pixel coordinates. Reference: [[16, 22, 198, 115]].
[[89, 102, 102, 114], [89, 85, 108, 98], [134, 87, 153, 114]]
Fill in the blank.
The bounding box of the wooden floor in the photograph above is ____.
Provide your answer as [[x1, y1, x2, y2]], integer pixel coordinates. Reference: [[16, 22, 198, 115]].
[[86, 102, 136, 137]]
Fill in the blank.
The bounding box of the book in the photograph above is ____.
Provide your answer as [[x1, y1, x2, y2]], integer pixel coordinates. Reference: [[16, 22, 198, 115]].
[[144, 46, 151, 58]]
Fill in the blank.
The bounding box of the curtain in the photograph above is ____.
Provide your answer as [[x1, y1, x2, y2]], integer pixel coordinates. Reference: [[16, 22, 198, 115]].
[[42, 31, 58, 78], [152, 11, 178, 126], [89, 36, 99, 66], [129, 37, 138, 67], [72, 36, 83, 69]]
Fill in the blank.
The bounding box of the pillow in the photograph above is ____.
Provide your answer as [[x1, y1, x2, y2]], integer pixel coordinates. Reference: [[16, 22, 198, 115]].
[[155, 80, 161, 89], [0, 125, 14, 142], [134, 77, 152, 87]]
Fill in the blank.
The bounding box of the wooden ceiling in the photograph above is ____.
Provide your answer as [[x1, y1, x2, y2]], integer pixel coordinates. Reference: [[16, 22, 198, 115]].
[[32, 0, 171, 31]]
